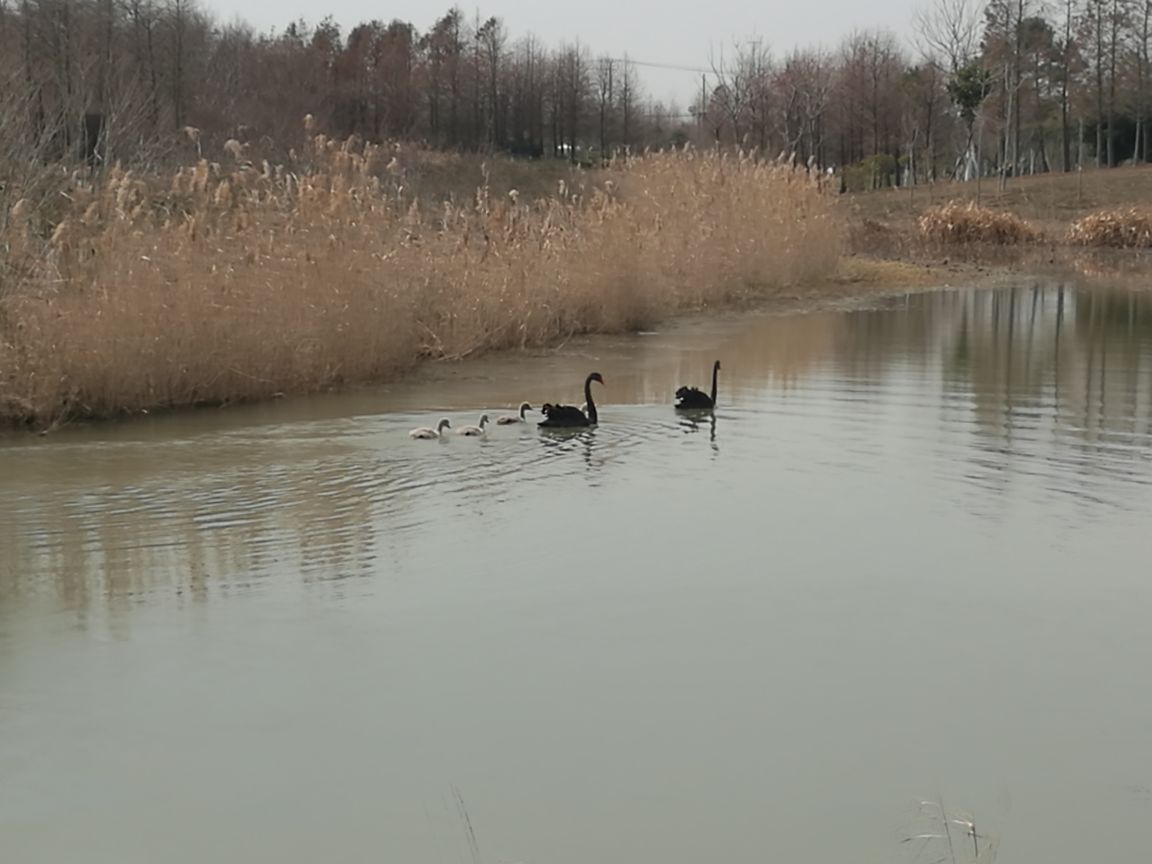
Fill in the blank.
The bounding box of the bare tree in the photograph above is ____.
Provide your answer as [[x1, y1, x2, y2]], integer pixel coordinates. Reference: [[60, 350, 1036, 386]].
[[913, 0, 982, 71], [595, 55, 614, 157], [617, 55, 640, 150], [708, 39, 772, 147], [1136, 0, 1152, 160], [1058, 0, 1076, 170], [477, 16, 503, 146]]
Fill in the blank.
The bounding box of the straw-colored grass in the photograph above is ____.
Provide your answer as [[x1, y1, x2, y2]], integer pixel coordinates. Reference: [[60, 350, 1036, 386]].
[[918, 201, 1039, 245], [1066, 208, 1152, 248], [0, 138, 838, 426]]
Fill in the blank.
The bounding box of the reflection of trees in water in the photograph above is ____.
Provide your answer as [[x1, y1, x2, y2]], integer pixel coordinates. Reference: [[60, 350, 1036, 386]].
[[1063, 290, 1152, 444], [829, 284, 1152, 518], [825, 284, 1152, 445], [4, 283, 1151, 616], [625, 311, 843, 404], [0, 414, 629, 617], [635, 285, 1152, 442], [0, 454, 383, 621]]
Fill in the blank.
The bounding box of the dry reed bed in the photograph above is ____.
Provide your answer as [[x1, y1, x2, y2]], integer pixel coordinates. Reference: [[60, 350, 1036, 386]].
[[918, 201, 1040, 245], [1067, 208, 1152, 248], [0, 140, 838, 426]]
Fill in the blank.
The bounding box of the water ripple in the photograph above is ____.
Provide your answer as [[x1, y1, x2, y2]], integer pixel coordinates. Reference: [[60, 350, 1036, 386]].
[[3, 285, 1152, 605]]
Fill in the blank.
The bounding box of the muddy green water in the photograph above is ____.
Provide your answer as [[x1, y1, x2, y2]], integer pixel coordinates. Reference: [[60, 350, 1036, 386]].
[[2, 284, 1152, 864]]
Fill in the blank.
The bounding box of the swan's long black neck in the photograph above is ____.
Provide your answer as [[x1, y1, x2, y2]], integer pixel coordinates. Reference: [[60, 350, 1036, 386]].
[[584, 375, 598, 424], [710, 363, 719, 406]]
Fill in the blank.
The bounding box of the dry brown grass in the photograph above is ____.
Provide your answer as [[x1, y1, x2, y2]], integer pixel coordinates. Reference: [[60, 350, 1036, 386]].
[[849, 164, 1152, 227], [0, 138, 838, 426], [1066, 208, 1152, 248], [918, 201, 1040, 245]]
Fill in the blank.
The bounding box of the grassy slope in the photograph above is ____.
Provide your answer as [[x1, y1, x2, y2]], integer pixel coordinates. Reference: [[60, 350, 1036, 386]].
[[846, 164, 1152, 235]]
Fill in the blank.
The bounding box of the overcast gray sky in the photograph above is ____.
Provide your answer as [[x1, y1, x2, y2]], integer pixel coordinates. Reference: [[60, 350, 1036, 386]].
[[203, 0, 924, 106]]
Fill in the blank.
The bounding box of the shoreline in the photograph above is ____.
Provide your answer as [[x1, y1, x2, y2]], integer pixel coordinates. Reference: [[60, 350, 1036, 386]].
[[5, 243, 1146, 437], [9, 149, 1151, 435], [0, 256, 1008, 437]]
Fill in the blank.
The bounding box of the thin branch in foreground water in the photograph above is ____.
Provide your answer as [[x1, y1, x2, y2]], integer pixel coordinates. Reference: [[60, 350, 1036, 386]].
[[452, 784, 483, 864], [900, 798, 998, 863]]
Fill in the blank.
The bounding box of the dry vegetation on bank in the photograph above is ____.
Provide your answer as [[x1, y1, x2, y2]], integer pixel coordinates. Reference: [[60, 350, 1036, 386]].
[[0, 140, 837, 427], [847, 165, 1152, 260], [1066, 209, 1152, 247], [918, 201, 1039, 245]]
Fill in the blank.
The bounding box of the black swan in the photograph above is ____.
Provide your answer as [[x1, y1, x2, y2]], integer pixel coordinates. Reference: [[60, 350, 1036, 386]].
[[539, 373, 603, 427], [410, 418, 451, 439], [675, 360, 720, 410], [497, 402, 532, 424]]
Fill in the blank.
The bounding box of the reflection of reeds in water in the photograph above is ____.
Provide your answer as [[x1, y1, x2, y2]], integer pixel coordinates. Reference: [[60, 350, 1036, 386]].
[[590, 311, 847, 408], [0, 445, 383, 618], [620, 284, 1152, 512], [0, 411, 628, 615], [4, 283, 1152, 615]]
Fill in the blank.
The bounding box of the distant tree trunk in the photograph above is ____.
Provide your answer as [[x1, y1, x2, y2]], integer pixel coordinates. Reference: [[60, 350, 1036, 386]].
[[51, 0, 77, 152], [172, 0, 187, 130], [428, 47, 441, 142], [1107, 0, 1118, 166], [1061, 0, 1073, 170], [925, 67, 937, 180], [1094, 0, 1105, 167], [619, 58, 634, 149], [20, 0, 44, 140], [596, 56, 614, 157], [448, 15, 461, 146], [145, 8, 160, 131], [1137, 4, 1147, 162], [476, 18, 504, 147], [99, 0, 114, 120], [471, 13, 482, 148], [1146, 3, 1152, 163], [1012, 0, 1023, 172]]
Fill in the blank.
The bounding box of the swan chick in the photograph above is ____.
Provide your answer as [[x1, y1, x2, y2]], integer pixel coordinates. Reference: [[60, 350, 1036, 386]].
[[496, 402, 532, 424], [456, 414, 490, 436], [410, 418, 451, 439]]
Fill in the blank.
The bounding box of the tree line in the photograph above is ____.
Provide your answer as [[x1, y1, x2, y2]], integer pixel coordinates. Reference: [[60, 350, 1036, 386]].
[[2, 0, 1151, 187]]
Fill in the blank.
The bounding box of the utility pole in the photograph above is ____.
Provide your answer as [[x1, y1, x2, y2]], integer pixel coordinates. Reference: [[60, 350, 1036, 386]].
[[699, 73, 706, 132]]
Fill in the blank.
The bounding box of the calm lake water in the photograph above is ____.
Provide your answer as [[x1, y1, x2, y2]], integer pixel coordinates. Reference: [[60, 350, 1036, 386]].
[[2, 283, 1152, 864]]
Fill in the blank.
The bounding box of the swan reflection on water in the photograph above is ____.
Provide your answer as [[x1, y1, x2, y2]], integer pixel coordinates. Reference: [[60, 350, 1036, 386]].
[[678, 410, 718, 449], [537, 425, 600, 476]]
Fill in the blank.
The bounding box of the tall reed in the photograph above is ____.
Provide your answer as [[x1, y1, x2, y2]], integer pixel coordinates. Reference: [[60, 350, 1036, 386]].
[[0, 137, 838, 426]]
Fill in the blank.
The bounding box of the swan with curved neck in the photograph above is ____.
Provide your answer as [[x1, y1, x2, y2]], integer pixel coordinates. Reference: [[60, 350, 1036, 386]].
[[456, 414, 490, 436], [410, 418, 451, 439], [675, 360, 720, 410], [497, 402, 532, 424], [539, 373, 603, 427]]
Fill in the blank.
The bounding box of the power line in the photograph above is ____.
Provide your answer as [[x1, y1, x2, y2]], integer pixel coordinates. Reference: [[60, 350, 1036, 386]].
[[608, 57, 711, 75]]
